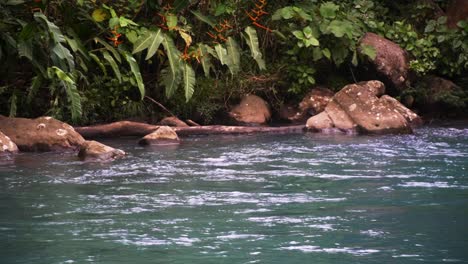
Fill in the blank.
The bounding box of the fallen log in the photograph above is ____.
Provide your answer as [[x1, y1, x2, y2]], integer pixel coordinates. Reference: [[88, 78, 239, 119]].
[[74, 121, 306, 139]]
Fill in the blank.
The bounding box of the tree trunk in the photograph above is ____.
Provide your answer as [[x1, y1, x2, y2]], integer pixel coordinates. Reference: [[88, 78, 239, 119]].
[[74, 121, 306, 139]]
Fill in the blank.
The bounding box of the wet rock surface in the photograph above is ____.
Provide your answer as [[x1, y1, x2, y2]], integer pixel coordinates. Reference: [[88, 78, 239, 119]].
[[0, 131, 18, 155], [359, 33, 410, 91], [0, 116, 85, 152], [78, 140, 125, 162], [229, 95, 271, 126], [139, 126, 180, 145], [306, 81, 421, 134]]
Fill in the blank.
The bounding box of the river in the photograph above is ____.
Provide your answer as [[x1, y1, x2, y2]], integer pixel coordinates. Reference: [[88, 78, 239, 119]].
[[1, 124, 467, 263]]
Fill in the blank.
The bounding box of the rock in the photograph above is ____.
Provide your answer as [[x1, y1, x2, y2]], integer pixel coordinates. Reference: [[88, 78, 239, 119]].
[[447, 0, 468, 28], [299, 87, 335, 115], [280, 87, 334, 123], [229, 94, 271, 125], [359, 32, 410, 91], [279, 104, 299, 122], [0, 116, 85, 152], [306, 81, 421, 134], [0, 131, 18, 155], [416, 76, 465, 115], [139, 126, 180, 145], [159, 116, 189, 127], [78, 140, 125, 162]]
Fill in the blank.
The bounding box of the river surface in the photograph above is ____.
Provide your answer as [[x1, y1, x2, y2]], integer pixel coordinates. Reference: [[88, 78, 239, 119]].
[[0, 124, 467, 264]]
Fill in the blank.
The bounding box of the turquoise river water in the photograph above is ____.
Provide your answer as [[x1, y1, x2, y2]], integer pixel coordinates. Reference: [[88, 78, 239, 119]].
[[0, 124, 467, 264]]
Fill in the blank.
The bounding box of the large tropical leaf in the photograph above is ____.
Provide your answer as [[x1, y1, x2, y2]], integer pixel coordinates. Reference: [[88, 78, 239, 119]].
[[132, 28, 164, 60], [102, 51, 122, 83], [226, 37, 240, 74], [243, 26, 266, 70], [89, 52, 107, 76], [214, 44, 228, 66], [50, 66, 82, 122], [34, 13, 65, 43], [197, 44, 214, 77], [161, 34, 182, 97], [94, 37, 121, 62], [124, 52, 145, 100], [190, 10, 216, 27], [182, 62, 195, 102], [52, 43, 75, 71]]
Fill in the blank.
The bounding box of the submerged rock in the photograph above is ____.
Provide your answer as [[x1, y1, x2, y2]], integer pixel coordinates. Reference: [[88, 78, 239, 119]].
[[78, 140, 125, 162], [306, 80, 422, 134], [229, 94, 271, 126], [0, 116, 85, 152], [139, 126, 180, 145], [359, 32, 410, 91], [159, 116, 189, 127], [0, 131, 18, 155]]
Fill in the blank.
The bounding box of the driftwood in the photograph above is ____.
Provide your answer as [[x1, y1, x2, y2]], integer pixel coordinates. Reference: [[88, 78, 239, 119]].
[[74, 121, 306, 139]]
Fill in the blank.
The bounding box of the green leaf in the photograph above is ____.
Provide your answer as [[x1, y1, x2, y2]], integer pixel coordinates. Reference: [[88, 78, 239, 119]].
[[102, 51, 122, 83], [243, 26, 266, 70], [50, 66, 82, 122], [5, 0, 26, 5], [161, 34, 182, 97], [124, 52, 145, 100], [351, 50, 358, 66], [214, 44, 228, 66], [197, 44, 214, 77], [89, 53, 107, 76], [173, 0, 190, 12], [190, 10, 216, 27], [359, 44, 376, 60], [52, 43, 75, 71], [27, 75, 42, 104], [226, 37, 241, 74], [92, 9, 108, 22], [292, 30, 304, 40], [34, 13, 65, 43], [322, 48, 331, 59], [9, 92, 17, 117], [132, 29, 164, 60], [320, 2, 339, 19], [328, 20, 353, 38], [94, 37, 121, 62], [18, 40, 33, 61], [119, 16, 138, 27], [166, 14, 178, 29], [182, 62, 196, 102]]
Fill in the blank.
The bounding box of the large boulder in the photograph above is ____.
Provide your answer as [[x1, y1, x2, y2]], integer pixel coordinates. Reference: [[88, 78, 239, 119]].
[[416, 76, 466, 115], [229, 95, 271, 125], [159, 116, 189, 127], [306, 81, 422, 134], [359, 33, 410, 91], [78, 140, 125, 162], [0, 131, 18, 155], [139, 126, 180, 145], [0, 116, 85, 152]]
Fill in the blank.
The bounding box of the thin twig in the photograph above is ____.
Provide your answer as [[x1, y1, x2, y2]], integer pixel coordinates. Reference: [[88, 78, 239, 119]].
[[144, 96, 175, 117]]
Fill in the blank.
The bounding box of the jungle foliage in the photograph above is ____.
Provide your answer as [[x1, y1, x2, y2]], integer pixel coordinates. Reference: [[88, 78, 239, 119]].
[[0, 0, 467, 124]]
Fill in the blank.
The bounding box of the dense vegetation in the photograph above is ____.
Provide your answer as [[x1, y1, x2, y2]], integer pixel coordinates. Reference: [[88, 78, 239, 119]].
[[0, 0, 467, 124]]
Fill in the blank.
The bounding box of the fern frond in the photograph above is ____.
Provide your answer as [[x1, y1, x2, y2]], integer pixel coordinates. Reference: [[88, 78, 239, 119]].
[[182, 62, 196, 102], [243, 26, 266, 70], [226, 37, 241, 74]]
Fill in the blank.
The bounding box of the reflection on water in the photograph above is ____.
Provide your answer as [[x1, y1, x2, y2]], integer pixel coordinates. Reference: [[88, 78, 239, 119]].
[[0, 126, 467, 263]]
